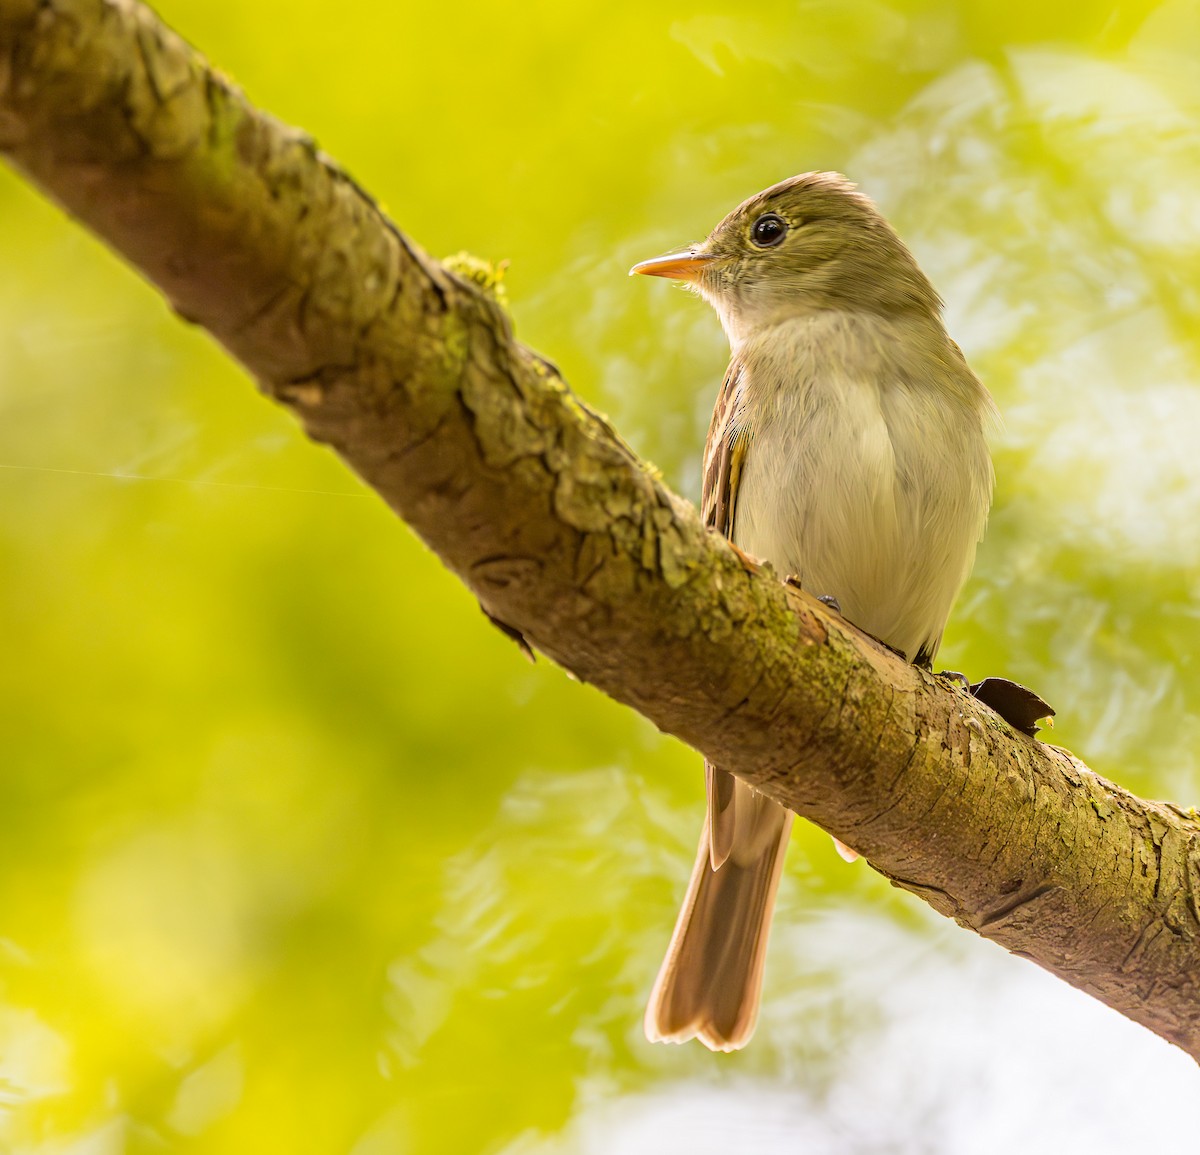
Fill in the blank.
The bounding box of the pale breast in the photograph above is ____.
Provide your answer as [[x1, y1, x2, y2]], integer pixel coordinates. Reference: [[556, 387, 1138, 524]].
[[729, 313, 992, 663]]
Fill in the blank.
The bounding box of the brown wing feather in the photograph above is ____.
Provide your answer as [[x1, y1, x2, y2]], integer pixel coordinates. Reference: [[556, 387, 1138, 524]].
[[701, 358, 746, 535], [701, 358, 748, 870]]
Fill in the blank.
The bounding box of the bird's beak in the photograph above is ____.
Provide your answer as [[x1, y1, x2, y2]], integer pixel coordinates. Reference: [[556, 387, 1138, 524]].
[[629, 250, 712, 282]]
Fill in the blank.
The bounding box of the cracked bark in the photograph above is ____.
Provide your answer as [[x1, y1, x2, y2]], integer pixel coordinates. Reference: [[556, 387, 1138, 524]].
[[3, 0, 1200, 1060]]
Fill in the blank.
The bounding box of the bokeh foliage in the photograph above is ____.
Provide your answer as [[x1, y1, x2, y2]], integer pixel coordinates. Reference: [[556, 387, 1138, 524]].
[[2, 0, 1200, 1151]]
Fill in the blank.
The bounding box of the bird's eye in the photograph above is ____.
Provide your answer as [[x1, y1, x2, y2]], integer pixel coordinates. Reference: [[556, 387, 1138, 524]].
[[750, 213, 788, 248]]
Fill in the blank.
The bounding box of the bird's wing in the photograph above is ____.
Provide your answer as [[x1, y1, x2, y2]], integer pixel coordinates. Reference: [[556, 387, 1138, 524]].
[[700, 357, 749, 869], [701, 358, 748, 536]]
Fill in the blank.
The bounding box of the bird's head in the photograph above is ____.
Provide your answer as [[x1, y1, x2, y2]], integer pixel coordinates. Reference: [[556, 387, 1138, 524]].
[[631, 172, 941, 345]]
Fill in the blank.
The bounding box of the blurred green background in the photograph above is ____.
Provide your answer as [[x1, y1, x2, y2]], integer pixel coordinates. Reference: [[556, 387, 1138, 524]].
[[3, 0, 1200, 1151]]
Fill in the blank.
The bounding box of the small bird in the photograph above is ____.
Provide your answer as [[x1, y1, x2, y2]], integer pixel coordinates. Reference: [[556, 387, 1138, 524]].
[[631, 172, 995, 1051]]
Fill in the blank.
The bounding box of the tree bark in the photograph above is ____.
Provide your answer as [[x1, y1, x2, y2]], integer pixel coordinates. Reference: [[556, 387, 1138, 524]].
[[3, 0, 1199, 1060]]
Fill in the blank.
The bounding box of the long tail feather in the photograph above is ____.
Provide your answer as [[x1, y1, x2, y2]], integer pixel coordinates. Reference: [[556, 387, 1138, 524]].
[[646, 777, 792, 1052]]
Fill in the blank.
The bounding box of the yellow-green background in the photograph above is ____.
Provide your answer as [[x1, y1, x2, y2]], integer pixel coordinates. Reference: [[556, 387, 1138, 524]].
[[3, 1, 1199, 1151]]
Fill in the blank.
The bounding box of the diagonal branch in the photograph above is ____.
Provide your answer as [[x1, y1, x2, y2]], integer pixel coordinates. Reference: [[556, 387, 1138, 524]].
[[3, 0, 1198, 1060]]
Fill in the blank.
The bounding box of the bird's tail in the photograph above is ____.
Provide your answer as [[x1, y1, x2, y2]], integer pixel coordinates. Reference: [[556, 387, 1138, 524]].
[[645, 773, 792, 1052]]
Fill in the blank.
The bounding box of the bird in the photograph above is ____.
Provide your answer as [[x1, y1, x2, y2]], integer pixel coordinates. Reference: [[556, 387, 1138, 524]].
[[630, 172, 995, 1051]]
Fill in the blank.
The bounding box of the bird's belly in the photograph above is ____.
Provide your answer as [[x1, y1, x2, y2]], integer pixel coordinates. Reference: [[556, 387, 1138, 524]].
[[731, 403, 965, 663]]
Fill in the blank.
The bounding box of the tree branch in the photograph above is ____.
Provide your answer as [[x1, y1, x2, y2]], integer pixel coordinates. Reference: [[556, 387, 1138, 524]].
[[3, 0, 1198, 1059]]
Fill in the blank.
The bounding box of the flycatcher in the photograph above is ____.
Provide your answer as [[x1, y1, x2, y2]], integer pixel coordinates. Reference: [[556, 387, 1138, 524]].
[[632, 172, 995, 1051]]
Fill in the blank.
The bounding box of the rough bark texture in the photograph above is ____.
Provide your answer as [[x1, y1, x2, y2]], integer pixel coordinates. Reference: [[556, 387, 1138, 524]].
[[3, 0, 1199, 1059]]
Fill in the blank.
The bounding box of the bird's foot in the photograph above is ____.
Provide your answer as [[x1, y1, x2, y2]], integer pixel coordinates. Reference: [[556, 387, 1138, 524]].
[[781, 576, 840, 615], [797, 590, 913, 662], [938, 668, 973, 693]]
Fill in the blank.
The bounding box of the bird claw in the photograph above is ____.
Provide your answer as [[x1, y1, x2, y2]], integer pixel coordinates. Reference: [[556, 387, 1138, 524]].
[[780, 578, 843, 619], [801, 591, 913, 662]]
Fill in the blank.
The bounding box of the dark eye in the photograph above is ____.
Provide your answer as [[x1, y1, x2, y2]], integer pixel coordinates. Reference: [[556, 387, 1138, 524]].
[[750, 213, 787, 248]]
